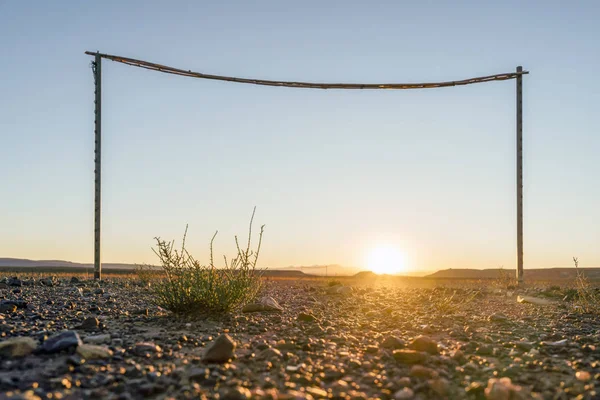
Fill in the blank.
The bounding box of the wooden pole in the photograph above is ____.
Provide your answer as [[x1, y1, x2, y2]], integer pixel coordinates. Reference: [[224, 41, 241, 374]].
[[93, 53, 102, 280], [516, 66, 523, 284]]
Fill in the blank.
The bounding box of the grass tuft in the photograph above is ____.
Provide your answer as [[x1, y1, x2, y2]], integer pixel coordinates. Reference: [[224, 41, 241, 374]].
[[149, 208, 264, 314], [571, 257, 600, 314]]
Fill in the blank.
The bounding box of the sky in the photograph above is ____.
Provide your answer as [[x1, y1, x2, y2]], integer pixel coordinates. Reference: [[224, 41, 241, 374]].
[[0, 1, 598, 272]]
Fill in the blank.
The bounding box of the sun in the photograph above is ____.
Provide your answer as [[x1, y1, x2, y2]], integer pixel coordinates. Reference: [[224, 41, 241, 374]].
[[366, 245, 407, 275]]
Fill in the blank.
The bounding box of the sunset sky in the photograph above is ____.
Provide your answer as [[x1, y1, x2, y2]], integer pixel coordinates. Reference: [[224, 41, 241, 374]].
[[1, 1, 598, 272]]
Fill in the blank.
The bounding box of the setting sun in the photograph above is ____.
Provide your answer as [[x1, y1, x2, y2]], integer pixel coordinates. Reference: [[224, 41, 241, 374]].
[[366, 245, 407, 275]]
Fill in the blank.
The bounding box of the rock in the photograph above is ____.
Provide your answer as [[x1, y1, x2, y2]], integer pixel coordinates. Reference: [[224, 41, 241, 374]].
[[80, 317, 100, 331], [0, 337, 38, 357], [410, 365, 438, 379], [219, 386, 251, 400], [394, 387, 415, 399], [517, 295, 554, 306], [576, 371, 591, 382], [1, 300, 28, 309], [327, 285, 352, 295], [132, 342, 162, 356], [203, 334, 236, 363], [540, 339, 568, 347], [485, 377, 524, 400], [0, 303, 17, 313], [380, 335, 405, 349], [258, 347, 283, 360], [188, 367, 210, 383], [409, 336, 439, 354], [8, 277, 22, 287], [429, 378, 450, 396], [85, 334, 111, 345], [393, 350, 428, 364], [40, 277, 55, 287], [70, 277, 80, 284], [42, 330, 82, 353], [489, 313, 509, 322], [297, 312, 317, 322], [242, 297, 284, 313], [76, 344, 113, 360]]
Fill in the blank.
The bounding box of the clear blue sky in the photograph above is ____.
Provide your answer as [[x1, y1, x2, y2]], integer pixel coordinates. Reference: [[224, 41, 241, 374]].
[[1, 1, 598, 271]]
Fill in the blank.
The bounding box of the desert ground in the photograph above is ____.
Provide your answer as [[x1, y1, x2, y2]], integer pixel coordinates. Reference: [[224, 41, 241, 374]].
[[0, 273, 599, 400]]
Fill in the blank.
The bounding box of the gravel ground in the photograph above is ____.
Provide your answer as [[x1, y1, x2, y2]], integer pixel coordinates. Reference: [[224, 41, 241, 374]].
[[0, 276, 599, 400]]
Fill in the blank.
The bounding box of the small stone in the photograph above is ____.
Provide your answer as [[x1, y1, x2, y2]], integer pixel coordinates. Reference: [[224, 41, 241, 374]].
[[203, 334, 236, 363], [242, 297, 284, 313], [576, 371, 591, 382], [489, 313, 509, 322], [132, 342, 162, 356], [429, 378, 450, 396], [188, 367, 210, 383], [40, 278, 55, 287], [394, 387, 414, 399], [85, 334, 111, 345], [42, 331, 82, 353], [393, 349, 428, 364], [8, 277, 22, 287], [409, 336, 439, 354], [258, 347, 283, 360], [70, 276, 80, 284], [485, 377, 523, 400], [410, 365, 438, 379], [380, 335, 405, 349], [219, 386, 251, 400], [0, 303, 17, 313], [297, 312, 317, 322], [517, 295, 554, 305], [0, 337, 38, 357], [80, 317, 100, 331], [76, 344, 113, 360]]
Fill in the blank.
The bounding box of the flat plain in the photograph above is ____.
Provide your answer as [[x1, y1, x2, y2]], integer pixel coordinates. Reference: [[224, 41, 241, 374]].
[[0, 273, 599, 400]]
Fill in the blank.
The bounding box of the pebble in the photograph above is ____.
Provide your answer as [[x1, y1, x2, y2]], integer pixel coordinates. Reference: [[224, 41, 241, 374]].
[[409, 336, 439, 354], [203, 334, 236, 363], [394, 387, 415, 399], [76, 344, 113, 359], [84, 333, 111, 344], [393, 350, 428, 364], [0, 337, 38, 357], [297, 312, 317, 322], [132, 342, 162, 356], [242, 297, 284, 312], [42, 330, 82, 353]]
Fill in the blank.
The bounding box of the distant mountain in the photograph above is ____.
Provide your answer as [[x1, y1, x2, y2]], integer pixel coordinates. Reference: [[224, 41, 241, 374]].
[[277, 264, 362, 276], [0, 258, 139, 270], [427, 268, 600, 280]]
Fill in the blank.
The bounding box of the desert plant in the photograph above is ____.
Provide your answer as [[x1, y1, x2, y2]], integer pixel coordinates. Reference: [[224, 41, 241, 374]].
[[150, 208, 265, 314], [429, 288, 480, 314], [571, 257, 599, 313], [135, 264, 165, 287], [494, 266, 517, 290]]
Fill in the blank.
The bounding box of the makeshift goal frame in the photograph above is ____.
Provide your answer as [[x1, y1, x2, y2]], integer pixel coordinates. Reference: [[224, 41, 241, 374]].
[[86, 51, 528, 282]]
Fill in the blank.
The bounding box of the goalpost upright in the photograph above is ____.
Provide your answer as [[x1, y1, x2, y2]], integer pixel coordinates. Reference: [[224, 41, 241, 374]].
[[87, 51, 527, 282]]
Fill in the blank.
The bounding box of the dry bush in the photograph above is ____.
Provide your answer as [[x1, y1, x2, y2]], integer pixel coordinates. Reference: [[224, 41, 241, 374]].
[[429, 287, 480, 314], [493, 266, 517, 290], [571, 257, 600, 313], [150, 208, 264, 314]]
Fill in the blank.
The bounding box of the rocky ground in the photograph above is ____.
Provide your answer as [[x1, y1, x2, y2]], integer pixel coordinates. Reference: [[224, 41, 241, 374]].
[[0, 275, 599, 400]]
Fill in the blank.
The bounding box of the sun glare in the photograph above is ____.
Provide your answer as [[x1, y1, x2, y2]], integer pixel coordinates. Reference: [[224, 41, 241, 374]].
[[366, 245, 406, 275]]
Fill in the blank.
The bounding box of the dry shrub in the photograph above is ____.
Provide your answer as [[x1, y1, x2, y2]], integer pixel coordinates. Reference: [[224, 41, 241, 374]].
[[571, 257, 600, 313], [150, 208, 264, 314]]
